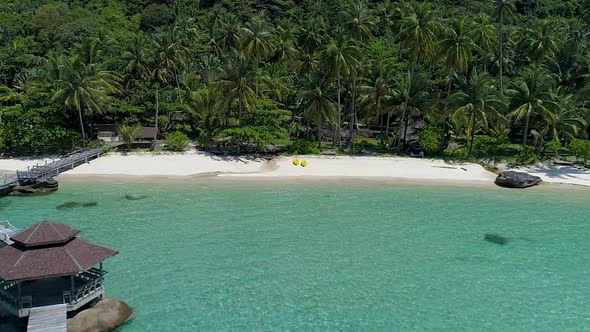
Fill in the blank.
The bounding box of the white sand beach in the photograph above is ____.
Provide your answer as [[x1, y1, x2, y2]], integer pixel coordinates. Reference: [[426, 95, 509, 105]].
[[1, 151, 589, 187]]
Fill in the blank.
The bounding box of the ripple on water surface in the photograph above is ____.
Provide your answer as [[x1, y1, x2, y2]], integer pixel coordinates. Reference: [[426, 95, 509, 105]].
[[2, 180, 590, 330]]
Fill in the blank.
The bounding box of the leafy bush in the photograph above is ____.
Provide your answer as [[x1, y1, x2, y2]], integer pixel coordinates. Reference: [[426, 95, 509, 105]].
[[516, 146, 539, 165], [117, 124, 143, 151], [287, 140, 321, 155], [472, 135, 499, 156], [165, 131, 189, 151], [544, 140, 561, 158], [568, 139, 590, 163], [418, 126, 441, 155]]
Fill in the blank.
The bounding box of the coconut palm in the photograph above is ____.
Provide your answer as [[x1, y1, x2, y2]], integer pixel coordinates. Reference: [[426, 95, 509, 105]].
[[542, 93, 587, 142], [492, 0, 515, 95], [117, 124, 143, 151], [508, 68, 557, 146], [299, 18, 325, 56], [344, 0, 375, 42], [52, 56, 121, 146], [301, 73, 335, 149], [216, 60, 257, 127], [186, 87, 222, 147], [396, 2, 440, 151], [319, 33, 360, 150], [520, 20, 558, 66], [450, 69, 506, 157], [215, 13, 242, 52], [470, 13, 497, 62], [440, 17, 477, 84], [272, 25, 298, 64], [358, 72, 398, 134], [241, 14, 273, 95]]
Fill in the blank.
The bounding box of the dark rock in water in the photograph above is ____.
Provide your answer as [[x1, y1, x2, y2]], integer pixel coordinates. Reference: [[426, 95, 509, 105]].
[[484, 233, 508, 245], [495, 171, 541, 188], [82, 202, 98, 208], [124, 195, 147, 201], [10, 178, 59, 196], [56, 201, 81, 210], [67, 297, 133, 332]]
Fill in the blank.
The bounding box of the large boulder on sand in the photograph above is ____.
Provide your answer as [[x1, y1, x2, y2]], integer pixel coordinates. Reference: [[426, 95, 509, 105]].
[[67, 298, 133, 332], [495, 171, 541, 188]]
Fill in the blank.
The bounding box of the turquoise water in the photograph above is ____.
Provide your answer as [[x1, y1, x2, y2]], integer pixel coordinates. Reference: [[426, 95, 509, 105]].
[[2, 180, 590, 330]]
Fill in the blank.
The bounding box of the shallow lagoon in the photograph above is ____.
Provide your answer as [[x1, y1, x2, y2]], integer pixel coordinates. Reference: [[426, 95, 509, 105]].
[[2, 179, 590, 330]]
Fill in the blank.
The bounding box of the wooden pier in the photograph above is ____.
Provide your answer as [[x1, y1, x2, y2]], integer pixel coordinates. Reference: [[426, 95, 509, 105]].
[[27, 304, 67, 332], [0, 148, 103, 194]]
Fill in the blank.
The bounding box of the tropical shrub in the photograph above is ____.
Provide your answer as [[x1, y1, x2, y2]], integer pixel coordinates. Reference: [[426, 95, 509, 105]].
[[516, 146, 539, 165], [165, 131, 189, 151], [544, 140, 561, 158], [472, 135, 499, 156], [287, 140, 321, 155], [117, 124, 143, 151], [568, 139, 590, 163], [418, 126, 441, 155]]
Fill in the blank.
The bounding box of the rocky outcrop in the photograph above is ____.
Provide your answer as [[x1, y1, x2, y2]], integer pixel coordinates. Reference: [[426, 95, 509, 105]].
[[484, 233, 508, 245], [9, 178, 58, 195], [494, 171, 541, 188], [67, 298, 133, 332]]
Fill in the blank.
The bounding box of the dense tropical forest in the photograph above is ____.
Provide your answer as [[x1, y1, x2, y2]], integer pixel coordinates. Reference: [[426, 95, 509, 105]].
[[1, 0, 589, 163]]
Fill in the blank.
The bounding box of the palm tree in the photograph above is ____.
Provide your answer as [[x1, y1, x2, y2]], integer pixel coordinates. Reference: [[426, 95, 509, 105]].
[[121, 34, 150, 84], [319, 33, 360, 150], [299, 18, 325, 56], [216, 60, 257, 127], [52, 56, 121, 146], [215, 13, 242, 52], [358, 73, 398, 134], [450, 69, 506, 157], [186, 87, 222, 147], [396, 2, 440, 151], [117, 124, 143, 151], [520, 20, 558, 66], [470, 14, 497, 63], [241, 14, 273, 95], [492, 0, 515, 95], [542, 93, 587, 142], [272, 25, 298, 64], [508, 68, 556, 146], [302, 73, 336, 149]]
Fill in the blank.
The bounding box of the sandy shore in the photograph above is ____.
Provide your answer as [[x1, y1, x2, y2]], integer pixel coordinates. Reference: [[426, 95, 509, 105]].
[[0, 151, 589, 187]]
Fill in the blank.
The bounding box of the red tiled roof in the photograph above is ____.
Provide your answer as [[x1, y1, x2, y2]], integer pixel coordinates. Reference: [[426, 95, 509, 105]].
[[0, 222, 118, 282], [11, 221, 80, 247], [0, 238, 118, 282]]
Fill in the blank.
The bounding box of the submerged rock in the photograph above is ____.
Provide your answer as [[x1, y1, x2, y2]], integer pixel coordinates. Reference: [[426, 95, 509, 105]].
[[494, 171, 541, 188], [124, 195, 147, 201], [10, 178, 59, 196], [82, 202, 98, 208], [67, 297, 133, 332], [484, 233, 508, 245], [56, 201, 81, 210]]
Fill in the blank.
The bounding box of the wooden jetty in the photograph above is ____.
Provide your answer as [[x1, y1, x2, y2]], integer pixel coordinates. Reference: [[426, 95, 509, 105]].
[[0, 221, 19, 246], [0, 148, 103, 195], [27, 304, 67, 332]]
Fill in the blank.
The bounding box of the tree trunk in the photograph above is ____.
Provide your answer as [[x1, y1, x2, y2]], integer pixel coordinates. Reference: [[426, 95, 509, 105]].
[[238, 93, 243, 127], [337, 73, 342, 151], [318, 123, 322, 150], [349, 78, 356, 152], [155, 87, 160, 141], [499, 10, 504, 96], [78, 108, 86, 148], [396, 61, 416, 153], [255, 56, 259, 96], [467, 113, 476, 157], [522, 113, 530, 146]]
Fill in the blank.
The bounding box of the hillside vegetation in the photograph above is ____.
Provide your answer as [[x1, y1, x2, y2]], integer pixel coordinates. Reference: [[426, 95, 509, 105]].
[[0, 0, 589, 163]]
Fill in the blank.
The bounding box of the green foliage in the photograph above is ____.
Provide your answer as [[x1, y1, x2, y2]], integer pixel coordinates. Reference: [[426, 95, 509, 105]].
[[472, 135, 500, 156], [543, 140, 561, 157], [165, 131, 189, 151], [516, 146, 539, 165], [117, 124, 143, 150], [568, 139, 590, 162], [287, 140, 321, 155], [418, 126, 441, 155]]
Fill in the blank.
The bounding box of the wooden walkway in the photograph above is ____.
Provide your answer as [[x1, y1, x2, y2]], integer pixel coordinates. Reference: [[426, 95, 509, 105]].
[[0, 148, 104, 194], [27, 304, 67, 332]]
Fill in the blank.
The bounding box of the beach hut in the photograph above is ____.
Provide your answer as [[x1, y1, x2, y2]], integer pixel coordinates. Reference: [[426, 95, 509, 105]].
[[0, 221, 118, 318]]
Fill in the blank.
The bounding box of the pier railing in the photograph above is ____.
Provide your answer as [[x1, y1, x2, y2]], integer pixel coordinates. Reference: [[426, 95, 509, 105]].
[[63, 268, 106, 306], [16, 148, 103, 182]]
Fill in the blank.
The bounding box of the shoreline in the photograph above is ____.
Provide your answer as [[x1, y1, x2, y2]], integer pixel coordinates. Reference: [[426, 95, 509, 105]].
[[1, 151, 590, 189]]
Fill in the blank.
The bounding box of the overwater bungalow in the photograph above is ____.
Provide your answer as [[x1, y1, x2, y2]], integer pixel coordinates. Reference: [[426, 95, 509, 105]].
[[0, 221, 118, 319]]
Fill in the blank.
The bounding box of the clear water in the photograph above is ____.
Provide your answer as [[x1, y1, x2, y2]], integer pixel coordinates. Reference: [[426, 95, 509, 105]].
[[1, 180, 590, 331]]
